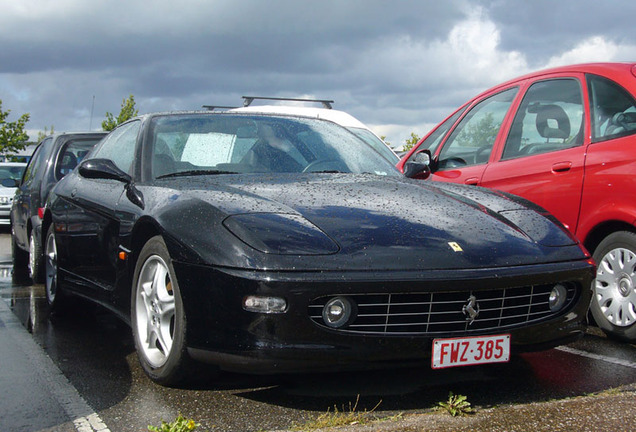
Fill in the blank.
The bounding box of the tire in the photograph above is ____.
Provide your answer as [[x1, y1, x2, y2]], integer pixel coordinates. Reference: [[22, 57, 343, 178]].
[[44, 224, 65, 309], [591, 231, 636, 342], [11, 225, 28, 273], [131, 236, 191, 386], [29, 229, 44, 283]]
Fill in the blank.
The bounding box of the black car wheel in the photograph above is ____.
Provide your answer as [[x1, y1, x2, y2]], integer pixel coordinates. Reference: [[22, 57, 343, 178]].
[[29, 230, 44, 283], [131, 236, 191, 386], [591, 231, 636, 342], [44, 224, 64, 308], [11, 225, 28, 271]]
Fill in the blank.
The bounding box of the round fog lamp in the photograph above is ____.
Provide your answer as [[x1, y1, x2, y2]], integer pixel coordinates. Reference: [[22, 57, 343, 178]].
[[322, 296, 355, 328], [548, 284, 568, 312]]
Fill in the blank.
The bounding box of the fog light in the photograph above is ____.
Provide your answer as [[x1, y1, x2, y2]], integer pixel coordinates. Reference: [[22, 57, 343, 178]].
[[322, 296, 356, 328], [243, 296, 287, 314], [549, 284, 568, 312]]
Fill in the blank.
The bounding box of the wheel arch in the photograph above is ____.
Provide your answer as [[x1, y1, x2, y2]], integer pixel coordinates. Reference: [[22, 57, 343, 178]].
[[582, 220, 636, 256]]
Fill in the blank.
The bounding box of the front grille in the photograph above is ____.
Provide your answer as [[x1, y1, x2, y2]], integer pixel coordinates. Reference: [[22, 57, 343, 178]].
[[308, 283, 577, 335]]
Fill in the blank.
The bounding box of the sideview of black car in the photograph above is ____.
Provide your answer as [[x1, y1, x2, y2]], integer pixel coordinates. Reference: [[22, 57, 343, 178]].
[[42, 111, 595, 386], [10, 131, 106, 282]]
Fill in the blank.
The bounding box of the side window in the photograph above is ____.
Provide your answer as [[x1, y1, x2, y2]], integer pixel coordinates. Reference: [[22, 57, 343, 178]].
[[588, 74, 636, 142], [92, 121, 141, 173], [438, 88, 518, 169], [55, 138, 104, 180], [21, 138, 52, 185], [407, 105, 468, 163], [502, 79, 584, 160]]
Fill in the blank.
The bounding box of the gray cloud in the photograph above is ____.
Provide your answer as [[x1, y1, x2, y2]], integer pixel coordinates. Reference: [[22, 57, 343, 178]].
[[0, 0, 634, 147]]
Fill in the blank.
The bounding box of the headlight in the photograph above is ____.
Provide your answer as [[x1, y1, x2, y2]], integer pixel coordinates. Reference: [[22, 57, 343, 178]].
[[243, 296, 287, 314], [223, 213, 339, 255]]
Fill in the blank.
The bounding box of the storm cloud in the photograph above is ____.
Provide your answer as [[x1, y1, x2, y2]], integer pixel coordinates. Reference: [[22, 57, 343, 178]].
[[1, 0, 635, 147]]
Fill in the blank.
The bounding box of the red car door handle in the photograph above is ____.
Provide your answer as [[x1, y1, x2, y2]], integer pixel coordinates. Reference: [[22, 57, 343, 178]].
[[464, 177, 479, 185], [552, 162, 572, 173]]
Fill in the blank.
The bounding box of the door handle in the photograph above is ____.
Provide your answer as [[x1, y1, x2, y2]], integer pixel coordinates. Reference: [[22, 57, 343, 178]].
[[464, 177, 479, 185], [552, 162, 572, 173]]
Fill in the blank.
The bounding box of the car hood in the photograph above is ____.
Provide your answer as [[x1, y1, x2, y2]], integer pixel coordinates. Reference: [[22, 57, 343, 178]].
[[152, 174, 586, 271]]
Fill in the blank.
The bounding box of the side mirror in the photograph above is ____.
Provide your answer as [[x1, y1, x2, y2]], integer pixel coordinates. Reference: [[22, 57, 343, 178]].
[[78, 158, 145, 209], [404, 150, 432, 179], [78, 158, 132, 184]]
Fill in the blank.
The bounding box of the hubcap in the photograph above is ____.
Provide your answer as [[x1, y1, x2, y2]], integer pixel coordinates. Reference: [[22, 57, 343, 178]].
[[45, 232, 57, 303], [595, 247, 636, 327], [28, 233, 36, 279], [135, 255, 175, 368]]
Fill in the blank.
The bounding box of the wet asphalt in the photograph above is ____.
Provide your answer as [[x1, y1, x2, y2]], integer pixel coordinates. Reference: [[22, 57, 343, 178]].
[[0, 230, 635, 431]]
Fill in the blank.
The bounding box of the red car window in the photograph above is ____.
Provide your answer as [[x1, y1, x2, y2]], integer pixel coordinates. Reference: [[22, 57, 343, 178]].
[[587, 74, 636, 142], [437, 87, 518, 170], [502, 79, 585, 160]]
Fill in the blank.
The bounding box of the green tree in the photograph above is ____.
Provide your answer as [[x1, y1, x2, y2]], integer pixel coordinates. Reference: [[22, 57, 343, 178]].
[[0, 100, 30, 156], [402, 132, 421, 152], [455, 112, 498, 148], [36, 125, 55, 142], [102, 94, 139, 131]]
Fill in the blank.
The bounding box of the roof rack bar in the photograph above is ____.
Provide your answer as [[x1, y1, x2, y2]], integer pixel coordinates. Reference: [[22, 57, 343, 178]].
[[202, 105, 239, 111], [242, 96, 334, 109]]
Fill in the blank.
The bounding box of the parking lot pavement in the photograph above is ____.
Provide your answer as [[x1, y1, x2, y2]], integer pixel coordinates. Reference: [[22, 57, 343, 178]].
[[0, 245, 108, 431]]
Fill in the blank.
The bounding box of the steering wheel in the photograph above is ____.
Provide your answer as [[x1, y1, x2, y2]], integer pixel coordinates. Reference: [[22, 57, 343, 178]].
[[474, 145, 491, 164], [438, 157, 467, 169], [302, 159, 341, 173]]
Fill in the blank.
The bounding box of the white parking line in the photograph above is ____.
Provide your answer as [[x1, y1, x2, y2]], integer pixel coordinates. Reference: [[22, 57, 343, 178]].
[[0, 299, 111, 432], [556, 345, 636, 369]]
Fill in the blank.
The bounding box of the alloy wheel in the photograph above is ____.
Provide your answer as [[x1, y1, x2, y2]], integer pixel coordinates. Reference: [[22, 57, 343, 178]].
[[45, 229, 58, 304], [134, 255, 176, 368]]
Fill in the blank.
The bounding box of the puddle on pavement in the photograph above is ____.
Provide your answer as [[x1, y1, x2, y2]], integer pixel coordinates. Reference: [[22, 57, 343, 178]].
[[0, 263, 49, 333]]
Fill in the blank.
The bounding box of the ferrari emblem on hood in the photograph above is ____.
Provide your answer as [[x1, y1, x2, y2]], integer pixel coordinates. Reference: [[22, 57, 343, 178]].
[[448, 242, 463, 252]]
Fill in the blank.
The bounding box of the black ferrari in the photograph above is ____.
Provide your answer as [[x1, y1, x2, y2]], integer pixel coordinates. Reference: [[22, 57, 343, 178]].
[[43, 111, 595, 386]]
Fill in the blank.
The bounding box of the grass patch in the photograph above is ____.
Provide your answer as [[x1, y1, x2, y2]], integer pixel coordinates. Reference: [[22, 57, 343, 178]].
[[291, 395, 386, 431], [437, 392, 474, 417], [148, 414, 200, 432]]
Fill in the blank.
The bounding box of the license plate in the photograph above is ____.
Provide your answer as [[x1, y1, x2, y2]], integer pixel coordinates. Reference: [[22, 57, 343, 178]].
[[432, 334, 510, 369]]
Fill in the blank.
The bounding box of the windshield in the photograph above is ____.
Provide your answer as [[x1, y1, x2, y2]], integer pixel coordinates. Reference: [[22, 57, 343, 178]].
[[348, 127, 399, 163], [149, 114, 401, 179], [0, 164, 26, 185]]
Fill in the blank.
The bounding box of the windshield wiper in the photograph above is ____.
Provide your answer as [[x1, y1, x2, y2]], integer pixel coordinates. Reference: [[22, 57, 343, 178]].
[[157, 169, 238, 179], [307, 170, 345, 174]]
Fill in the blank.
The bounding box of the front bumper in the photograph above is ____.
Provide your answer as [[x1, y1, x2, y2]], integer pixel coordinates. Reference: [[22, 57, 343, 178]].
[[174, 260, 594, 374]]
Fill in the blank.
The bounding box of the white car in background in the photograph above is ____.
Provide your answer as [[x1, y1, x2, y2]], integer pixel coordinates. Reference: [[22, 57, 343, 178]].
[[216, 96, 400, 163], [0, 162, 27, 225]]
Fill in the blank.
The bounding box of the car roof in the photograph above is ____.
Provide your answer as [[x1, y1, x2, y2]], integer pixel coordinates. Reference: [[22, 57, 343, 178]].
[[229, 105, 370, 129], [469, 62, 636, 102]]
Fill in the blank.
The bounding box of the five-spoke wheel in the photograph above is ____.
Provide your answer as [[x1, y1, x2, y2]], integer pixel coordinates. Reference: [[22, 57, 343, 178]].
[[131, 236, 190, 385]]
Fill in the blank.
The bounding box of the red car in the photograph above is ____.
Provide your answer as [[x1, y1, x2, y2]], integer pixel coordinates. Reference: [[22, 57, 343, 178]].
[[400, 62, 636, 342]]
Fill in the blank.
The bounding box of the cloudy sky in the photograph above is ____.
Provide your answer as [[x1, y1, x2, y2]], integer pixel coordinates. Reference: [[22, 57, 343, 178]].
[[1, 0, 635, 148]]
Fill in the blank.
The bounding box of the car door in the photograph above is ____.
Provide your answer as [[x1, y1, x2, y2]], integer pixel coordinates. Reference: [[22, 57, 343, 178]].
[[12, 137, 53, 249], [431, 87, 519, 185], [480, 76, 587, 233], [61, 121, 141, 292]]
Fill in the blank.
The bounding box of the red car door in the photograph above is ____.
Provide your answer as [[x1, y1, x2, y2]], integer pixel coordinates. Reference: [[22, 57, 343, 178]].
[[480, 76, 588, 233]]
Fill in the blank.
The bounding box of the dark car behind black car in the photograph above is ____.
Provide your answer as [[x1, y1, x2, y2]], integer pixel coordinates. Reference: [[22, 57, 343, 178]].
[[42, 112, 595, 386], [10, 131, 106, 282]]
